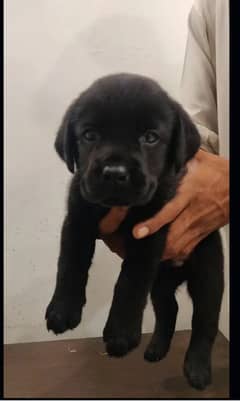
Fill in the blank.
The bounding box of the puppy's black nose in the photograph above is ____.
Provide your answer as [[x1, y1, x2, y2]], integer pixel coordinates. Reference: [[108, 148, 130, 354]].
[[102, 165, 129, 184]]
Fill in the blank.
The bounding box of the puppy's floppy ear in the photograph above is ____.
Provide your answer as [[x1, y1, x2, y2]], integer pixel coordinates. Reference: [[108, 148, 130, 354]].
[[170, 101, 200, 172], [55, 105, 78, 174]]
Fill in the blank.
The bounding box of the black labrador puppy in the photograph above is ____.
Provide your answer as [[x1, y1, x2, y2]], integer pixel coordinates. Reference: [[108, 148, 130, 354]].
[[46, 73, 224, 390]]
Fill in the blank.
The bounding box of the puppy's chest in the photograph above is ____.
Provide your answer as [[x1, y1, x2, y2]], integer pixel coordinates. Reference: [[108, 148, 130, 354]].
[[119, 196, 169, 260], [120, 181, 177, 233]]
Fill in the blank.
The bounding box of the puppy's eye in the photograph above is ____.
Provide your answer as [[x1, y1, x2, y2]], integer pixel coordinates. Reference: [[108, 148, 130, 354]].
[[82, 131, 99, 142], [140, 131, 160, 144]]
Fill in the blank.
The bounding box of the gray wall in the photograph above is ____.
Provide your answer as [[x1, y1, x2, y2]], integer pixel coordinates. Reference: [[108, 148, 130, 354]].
[[5, 0, 229, 344]]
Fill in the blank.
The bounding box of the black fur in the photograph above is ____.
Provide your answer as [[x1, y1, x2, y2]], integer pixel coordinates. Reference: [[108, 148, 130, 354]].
[[46, 73, 224, 390]]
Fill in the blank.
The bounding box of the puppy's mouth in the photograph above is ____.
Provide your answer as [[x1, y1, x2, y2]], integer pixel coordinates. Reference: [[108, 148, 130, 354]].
[[101, 197, 130, 207], [80, 180, 157, 207]]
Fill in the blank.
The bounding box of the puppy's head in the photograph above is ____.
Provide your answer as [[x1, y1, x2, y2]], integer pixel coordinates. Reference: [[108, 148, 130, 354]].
[[55, 73, 200, 207]]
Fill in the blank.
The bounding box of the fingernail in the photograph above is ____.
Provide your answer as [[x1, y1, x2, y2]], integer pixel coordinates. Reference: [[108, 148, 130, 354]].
[[136, 226, 149, 239]]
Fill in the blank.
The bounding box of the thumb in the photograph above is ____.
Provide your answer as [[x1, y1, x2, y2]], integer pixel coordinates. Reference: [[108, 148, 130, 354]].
[[99, 207, 129, 235], [133, 192, 190, 239]]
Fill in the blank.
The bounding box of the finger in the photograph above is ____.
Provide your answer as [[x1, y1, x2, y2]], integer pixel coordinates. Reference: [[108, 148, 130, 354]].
[[161, 204, 197, 252], [133, 192, 191, 239], [179, 234, 205, 259], [99, 207, 129, 235], [162, 232, 205, 261], [162, 225, 197, 260], [162, 199, 217, 258]]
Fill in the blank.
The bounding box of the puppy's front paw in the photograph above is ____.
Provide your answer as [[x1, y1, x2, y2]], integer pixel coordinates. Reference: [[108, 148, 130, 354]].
[[184, 354, 211, 390], [45, 298, 82, 334], [106, 335, 140, 357], [103, 319, 141, 357], [144, 338, 170, 362]]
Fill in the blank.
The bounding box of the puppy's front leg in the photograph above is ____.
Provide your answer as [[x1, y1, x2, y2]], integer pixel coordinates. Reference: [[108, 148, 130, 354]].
[[46, 214, 96, 334], [103, 259, 156, 356], [103, 230, 167, 357]]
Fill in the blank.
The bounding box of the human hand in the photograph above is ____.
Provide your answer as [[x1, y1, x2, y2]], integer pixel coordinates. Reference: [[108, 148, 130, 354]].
[[99, 150, 229, 261], [133, 149, 229, 260]]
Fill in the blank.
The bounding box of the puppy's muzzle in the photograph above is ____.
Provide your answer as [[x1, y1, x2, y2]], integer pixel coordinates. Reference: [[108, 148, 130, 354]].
[[82, 156, 153, 207]]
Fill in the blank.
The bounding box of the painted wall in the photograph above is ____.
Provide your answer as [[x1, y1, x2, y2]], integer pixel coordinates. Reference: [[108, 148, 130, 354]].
[[5, 0, 228, 344]]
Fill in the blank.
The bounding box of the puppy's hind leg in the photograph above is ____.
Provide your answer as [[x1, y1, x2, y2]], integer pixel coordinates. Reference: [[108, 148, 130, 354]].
[[144, 264, 181, 362], [183, 232, 224, 390]]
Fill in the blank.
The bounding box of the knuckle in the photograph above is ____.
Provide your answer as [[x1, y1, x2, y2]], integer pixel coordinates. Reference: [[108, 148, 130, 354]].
[[180, 247, 191, 259], [166, 243, 176, 259]]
